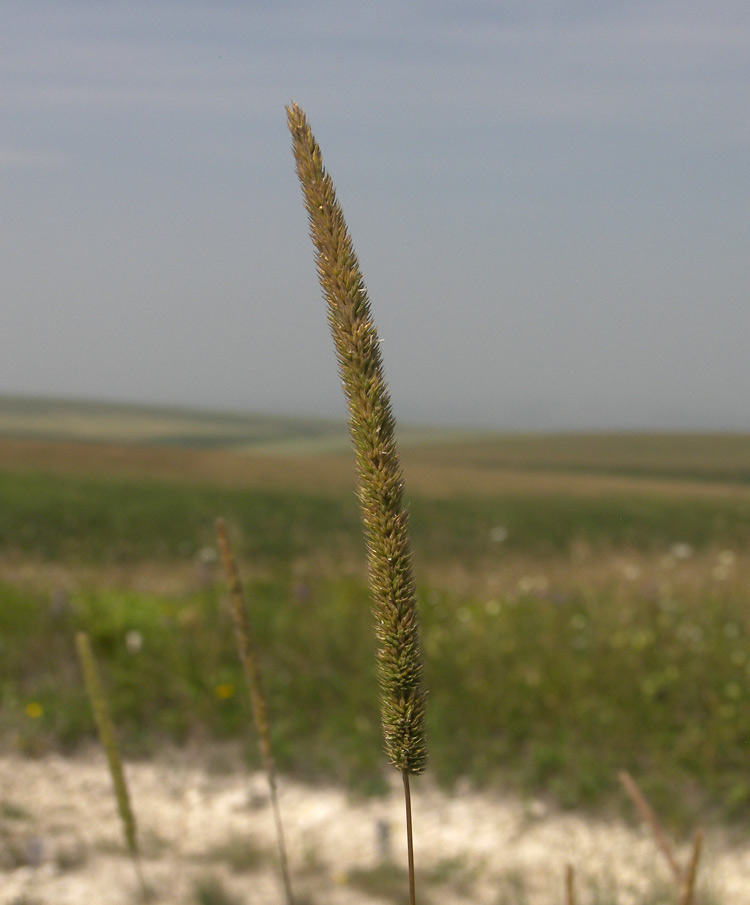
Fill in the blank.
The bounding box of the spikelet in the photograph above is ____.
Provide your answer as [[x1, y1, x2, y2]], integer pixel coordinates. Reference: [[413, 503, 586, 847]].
[[215, 517, 294, 905], [287, 102, 427, 775], [215, 518, 274, 772], [75, 631, 147, 896]]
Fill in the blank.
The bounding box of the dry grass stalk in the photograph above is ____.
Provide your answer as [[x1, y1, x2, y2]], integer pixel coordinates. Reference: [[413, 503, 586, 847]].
[[618, 770, 682, 885], [565, 863, 576, 905], [75, 631, 148, 900], [215, 517, 294, 905], [287, 101, 427, 905], [678, 829, 703, 905]]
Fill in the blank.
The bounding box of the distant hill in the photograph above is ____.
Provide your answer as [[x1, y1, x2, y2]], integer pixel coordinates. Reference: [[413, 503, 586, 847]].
[[404, 431, 750, 486], [0, 394, 471, 455], [1, 395, 748, 492]]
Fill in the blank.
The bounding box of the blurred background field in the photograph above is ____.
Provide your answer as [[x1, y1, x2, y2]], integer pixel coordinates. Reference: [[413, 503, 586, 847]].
[[2, 395, 750, 830]]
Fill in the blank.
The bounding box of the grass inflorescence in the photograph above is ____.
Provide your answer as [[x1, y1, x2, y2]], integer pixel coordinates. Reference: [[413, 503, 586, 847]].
[[75, 631, 149, 899], [215, 517, 294, 905], [287, 101, 427, 777]]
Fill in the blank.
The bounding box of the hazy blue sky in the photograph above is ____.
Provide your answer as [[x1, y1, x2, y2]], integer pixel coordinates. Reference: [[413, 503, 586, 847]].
[[3, 1, 749, 430]]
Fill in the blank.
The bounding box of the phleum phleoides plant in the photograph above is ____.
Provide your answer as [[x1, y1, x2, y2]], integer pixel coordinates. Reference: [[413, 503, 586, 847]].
[[75, 631, 149, 901], [288, 101, 427, 905], [215, 517, 294, 905]]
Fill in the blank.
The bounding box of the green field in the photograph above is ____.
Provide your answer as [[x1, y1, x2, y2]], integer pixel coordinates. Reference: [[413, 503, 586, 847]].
[[2, 396, 750, 828]]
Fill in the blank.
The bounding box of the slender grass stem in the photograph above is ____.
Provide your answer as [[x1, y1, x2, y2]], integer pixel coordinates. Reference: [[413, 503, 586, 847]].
[[618, 770, 682, 885], [678, 830, 703, 905], [215, 517, 295, 905], [565, 863, 576, 905], [402, 770, 417, 905]]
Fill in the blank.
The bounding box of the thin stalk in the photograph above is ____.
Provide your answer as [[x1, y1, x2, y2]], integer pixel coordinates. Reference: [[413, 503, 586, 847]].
[[618, 770, 682, 885], [75, 631, 149, 901], [403, 771, 416, 905], [215, 517, 294, 905], [678, 830, 703, 905], [565, 864, 576, 905]]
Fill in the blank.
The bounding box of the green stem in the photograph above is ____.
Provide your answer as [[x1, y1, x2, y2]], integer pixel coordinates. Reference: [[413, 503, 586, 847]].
[[403, 770, 417, 905]]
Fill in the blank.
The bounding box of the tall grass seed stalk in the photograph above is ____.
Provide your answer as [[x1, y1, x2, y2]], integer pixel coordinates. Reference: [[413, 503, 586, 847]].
[[287, 101, 427, 777]]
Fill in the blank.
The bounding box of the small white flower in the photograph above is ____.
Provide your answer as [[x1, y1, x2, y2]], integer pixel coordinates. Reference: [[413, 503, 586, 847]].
[[517, 575, 548, 594], [670, 543, 693, 560], [484, 598, 501, 616], [622, 563, 641, 581], [125, 630, 143, 654]]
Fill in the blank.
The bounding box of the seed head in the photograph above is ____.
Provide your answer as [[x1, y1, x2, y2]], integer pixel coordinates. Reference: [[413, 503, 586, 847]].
[[287, 102, 427, 774]]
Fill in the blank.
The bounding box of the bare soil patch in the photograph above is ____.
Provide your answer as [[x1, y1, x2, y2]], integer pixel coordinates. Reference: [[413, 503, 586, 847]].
[[2, 750, 749, 905]]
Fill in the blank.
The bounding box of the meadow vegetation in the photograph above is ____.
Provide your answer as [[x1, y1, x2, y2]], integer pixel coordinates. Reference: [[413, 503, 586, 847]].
[[2, 433, 750, 831]]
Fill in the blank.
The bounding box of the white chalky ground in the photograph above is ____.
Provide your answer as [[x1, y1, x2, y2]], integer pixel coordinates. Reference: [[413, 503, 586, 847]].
[[1, 749, 749, 905]]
